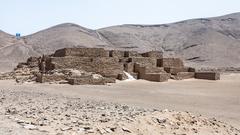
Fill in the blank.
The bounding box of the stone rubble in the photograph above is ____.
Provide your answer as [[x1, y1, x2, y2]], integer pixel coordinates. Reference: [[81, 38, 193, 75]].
[[0, 90, 239, 135]]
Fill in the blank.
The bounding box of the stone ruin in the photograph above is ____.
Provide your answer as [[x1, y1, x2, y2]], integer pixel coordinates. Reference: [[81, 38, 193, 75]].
[[0, 48, 220, 85]]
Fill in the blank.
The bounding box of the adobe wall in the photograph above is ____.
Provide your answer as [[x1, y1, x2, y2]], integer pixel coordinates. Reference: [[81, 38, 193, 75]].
[[53, 48, 109, 57], [48, 57, 123, 78]]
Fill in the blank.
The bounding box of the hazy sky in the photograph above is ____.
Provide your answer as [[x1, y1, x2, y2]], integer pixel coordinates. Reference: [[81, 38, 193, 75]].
[[1, 0, 240, 35]]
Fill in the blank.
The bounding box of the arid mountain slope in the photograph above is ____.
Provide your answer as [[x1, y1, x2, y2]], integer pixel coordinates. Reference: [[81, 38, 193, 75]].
[[0, 23, 111, 72], [98, 13, 240, 68], [0, 30, 16, 48], [24, 23, 112, 54], [0, 13, 240, 72]]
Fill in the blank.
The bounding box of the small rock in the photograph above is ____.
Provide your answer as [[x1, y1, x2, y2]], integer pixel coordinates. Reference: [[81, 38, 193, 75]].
[[104, 128, 113, 133], [156, 117, 167, 123], [78, 128, 85, 133], [83, 126, 91, 130], [98, 128, 106, 134], [122, 127, 131, 133], [23, 124, 38, 130], [60, 126, 72, 131]]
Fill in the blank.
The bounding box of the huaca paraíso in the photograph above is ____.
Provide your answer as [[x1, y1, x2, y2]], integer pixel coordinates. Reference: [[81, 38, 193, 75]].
[[1, 48, 220, 85]]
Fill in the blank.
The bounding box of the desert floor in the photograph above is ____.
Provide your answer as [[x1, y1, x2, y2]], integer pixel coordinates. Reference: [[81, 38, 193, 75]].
[[0, 73, 240, 134]]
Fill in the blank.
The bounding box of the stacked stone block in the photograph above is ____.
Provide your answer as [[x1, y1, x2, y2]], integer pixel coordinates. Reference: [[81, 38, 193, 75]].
[[15, 47, 220, 85]]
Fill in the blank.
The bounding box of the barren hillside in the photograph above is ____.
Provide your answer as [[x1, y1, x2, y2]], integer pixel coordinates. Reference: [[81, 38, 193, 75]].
[[0, 23, 112, 72], [24, 23, 112, 54], [98, 13, 240, 68], [0, 13, 240, 72]]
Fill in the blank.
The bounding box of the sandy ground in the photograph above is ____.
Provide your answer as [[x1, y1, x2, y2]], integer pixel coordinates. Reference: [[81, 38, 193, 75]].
[[0, 73, 240, 134]]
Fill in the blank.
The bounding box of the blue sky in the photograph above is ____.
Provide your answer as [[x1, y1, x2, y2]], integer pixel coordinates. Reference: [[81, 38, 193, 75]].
[[1, 0, 240, 35]]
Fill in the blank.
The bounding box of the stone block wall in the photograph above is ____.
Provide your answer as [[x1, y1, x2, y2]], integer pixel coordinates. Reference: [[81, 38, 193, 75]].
[[46, 57, 123, 79], [36, 73, 67, 83], [109, 50, 125, 58], [109, 50, 141, 58], [134, 63, 169, 82], [124, 63, 134, 73], [54, 48, 109, 57], [16, 47, 220, 85], [157, 58, 184, 68], [164, 67, 190, 75], [144, 73, 170, 82], [67, 76, 115, 85], [146, 67, 165, 73], [47, 57, 93, 71], [195, 72, 220, 80], [90, 57, 124, 78], [129, 57, 157, 67], [141, 51, 163, 58], [124, 51, 141, 57], [134, 63, 146, 79], [172, 72, 195, 80]]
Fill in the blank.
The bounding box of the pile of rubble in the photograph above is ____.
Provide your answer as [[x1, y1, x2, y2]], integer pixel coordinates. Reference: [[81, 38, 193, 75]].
[[0, 48, 220, 85], [1, 90, 239, 135]]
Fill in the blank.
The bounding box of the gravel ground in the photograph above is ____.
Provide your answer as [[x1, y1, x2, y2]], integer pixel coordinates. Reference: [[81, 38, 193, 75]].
[[0, 90, 239, 135]]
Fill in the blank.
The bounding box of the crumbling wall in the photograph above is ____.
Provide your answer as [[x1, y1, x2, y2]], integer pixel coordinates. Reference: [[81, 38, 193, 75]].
[[36, 73, 67, 83], [109, 50, 125, 58], [26, 57, 39, 68]]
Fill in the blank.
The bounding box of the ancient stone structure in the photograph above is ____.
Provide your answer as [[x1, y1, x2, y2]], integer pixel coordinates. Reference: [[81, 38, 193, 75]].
[[195, 72, 220, 80], [2, 48, 220, 85]]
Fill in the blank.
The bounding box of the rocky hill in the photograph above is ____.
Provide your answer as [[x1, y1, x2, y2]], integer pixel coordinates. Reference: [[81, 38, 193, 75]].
[[0, 13, 240, 72], [0, 23, 112, 72], [98, 13, 240, 69]]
